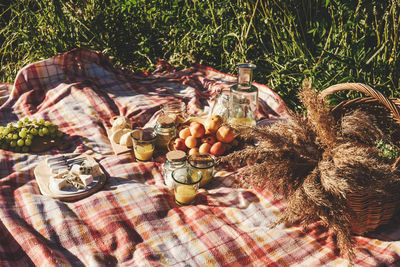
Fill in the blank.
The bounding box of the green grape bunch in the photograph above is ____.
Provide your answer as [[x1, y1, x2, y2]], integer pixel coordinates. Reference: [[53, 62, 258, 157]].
[[0, 118, 64, 153]]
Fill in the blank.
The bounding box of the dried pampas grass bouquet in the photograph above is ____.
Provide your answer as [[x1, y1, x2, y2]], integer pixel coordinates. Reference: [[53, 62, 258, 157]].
[[221, 81, 400, 258]]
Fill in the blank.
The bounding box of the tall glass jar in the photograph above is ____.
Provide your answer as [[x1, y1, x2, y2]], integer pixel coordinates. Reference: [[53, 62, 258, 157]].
[[228, 63, 258, 126], [154, 115, 176, 151], [210, 89, 230, 121], [163, 150, 187, 187], [162, 101, 187, 126]]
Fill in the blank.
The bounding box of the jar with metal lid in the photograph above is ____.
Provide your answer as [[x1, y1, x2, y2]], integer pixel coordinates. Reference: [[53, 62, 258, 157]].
[[163, 150, 187, 187], [154, 115, 176, 151]]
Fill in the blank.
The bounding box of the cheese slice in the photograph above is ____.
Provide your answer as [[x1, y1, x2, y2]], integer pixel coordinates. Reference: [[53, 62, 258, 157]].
[[79, 174, 93, 186], [82, 160, 101, 177], [70, 164, 82, 175]]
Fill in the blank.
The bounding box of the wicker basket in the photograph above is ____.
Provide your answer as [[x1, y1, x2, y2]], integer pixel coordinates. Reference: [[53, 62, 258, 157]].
[[320, 82, 400, 235]]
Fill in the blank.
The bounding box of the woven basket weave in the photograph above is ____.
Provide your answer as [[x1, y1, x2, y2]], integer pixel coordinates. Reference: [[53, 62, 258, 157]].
[[320, 82, 400, 235]]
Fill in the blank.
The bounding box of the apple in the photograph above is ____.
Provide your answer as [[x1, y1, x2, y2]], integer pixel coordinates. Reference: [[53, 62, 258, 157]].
[[188, 148, 200, 156], [216, 125, 235, 143], [173, 138, 187, 151], [201, 135, 217, 145], [199, 143, 212, 155], [204, 115, 223, 134], [210, 142, 226, 156], [189, 122, 205, 138], [185, 136, 198, 148], [179, 127, 191, 139]]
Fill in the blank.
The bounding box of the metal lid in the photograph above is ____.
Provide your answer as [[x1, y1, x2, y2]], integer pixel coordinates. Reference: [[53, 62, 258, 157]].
[[157, 115, 175, 127], [166, 150, 186, 162]]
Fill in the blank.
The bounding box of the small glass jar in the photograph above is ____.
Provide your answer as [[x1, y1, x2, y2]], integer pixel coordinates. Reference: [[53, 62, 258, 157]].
[[188, 154, 215, 187], [154, 115, 176, 151], [161, 101, 188, 126], [163, 150, 187, 187]]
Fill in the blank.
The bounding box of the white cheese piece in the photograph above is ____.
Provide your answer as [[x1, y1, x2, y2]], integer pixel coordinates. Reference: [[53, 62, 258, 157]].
[[79, 174, 93, 186], [49, 176, 71, 191], [82, 160, 101, 177], [70, 164, 82, 175]]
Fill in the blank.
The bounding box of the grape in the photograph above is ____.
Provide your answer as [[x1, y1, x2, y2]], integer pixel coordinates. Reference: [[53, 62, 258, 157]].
[[30, 128, 38, 135], [25, 139, 32, 146], [17, 139, 24, 147], [1, 118, 63, 152], [42, 127, 49, 135], [19, 131, 27, 139], [10, 140, 17, 147]]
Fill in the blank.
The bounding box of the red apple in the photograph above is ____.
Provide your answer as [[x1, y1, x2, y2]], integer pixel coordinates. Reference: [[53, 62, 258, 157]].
[[173, 138, 187, 151], [185, 136, 198, 149], [199, 143, 212, 155], [210, 142, 226, 156], [189, 122, 205, 138], [201, 135, 217, 145], [216, 125, 235, 143]]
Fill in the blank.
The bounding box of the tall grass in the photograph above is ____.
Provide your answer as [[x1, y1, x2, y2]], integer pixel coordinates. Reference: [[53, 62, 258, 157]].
[[0, 0, 399, 111]]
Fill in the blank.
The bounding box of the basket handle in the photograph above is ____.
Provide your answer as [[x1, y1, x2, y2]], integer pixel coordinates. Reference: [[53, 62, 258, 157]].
[[321, 83, 400, 171], [320, 83, 400, 123]]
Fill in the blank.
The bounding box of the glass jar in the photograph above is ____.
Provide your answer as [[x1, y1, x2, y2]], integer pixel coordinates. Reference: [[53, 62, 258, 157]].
[[154, 115, 176, 151], [210, 89, 230, 121], [161, 101, 188, 126], [228, 63, 258, 126], [163, 150, 187, 187]]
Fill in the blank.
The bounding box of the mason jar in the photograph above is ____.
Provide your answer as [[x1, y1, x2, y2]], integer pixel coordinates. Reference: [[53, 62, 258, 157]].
[[163, 150, 187, 187], [154, 115, 176, 151]]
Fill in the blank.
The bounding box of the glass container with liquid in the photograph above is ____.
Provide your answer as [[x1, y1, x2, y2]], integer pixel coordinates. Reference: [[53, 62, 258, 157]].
[[228, 63, 258, 126]]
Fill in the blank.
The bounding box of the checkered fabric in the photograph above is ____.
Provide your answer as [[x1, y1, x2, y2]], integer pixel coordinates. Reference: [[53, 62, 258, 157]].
[[0, 48, 399, 266]]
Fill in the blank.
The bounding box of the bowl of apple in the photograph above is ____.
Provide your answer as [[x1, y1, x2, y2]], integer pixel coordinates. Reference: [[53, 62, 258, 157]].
[[168, 115, 238, 157]]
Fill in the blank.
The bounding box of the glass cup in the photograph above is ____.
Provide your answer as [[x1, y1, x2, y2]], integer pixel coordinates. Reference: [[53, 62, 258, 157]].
[[188, 154, 215, 187], [131, 128, 156, 161], [162, 101, 187, 125], [172, 167, 202, 205]]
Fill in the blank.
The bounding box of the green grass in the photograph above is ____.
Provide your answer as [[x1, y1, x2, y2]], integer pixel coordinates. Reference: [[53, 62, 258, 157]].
[[1, 0, 399, 112]]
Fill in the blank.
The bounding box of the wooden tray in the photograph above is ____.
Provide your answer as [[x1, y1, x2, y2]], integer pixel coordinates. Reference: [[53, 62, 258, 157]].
[[34, 154, 107, 201], [106, 127, 132, 155]]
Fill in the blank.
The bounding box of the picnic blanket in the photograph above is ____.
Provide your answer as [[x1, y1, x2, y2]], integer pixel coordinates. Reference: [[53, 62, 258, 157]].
[[0, 48, 400, 266]]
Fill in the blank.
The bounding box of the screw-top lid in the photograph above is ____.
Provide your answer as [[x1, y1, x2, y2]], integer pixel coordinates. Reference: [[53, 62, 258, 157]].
[[157, 115, 175, 127], [166, 150, 186, 162]]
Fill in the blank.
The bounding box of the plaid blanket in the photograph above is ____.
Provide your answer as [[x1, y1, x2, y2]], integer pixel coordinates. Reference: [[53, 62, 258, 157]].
[[0, 48, 399, 266]]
